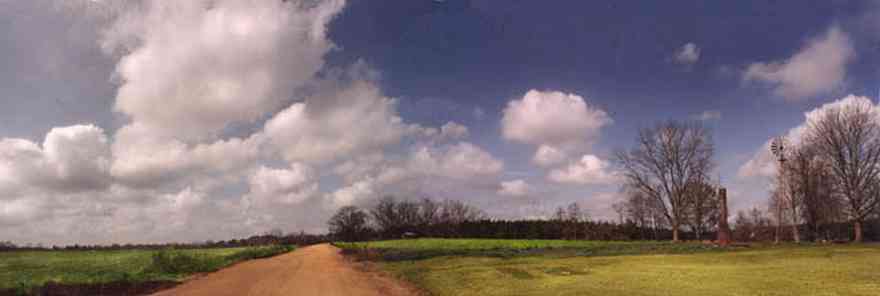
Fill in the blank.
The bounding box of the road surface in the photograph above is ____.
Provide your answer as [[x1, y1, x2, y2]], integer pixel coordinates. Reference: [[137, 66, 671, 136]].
[[152, 244, 416, 296]]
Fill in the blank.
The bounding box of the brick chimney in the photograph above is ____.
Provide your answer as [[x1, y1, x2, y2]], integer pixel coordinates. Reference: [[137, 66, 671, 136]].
[[717, 187, 731, 246]]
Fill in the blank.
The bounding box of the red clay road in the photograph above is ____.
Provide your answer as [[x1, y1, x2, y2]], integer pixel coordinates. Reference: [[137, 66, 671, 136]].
[[152, 244, 417, 296]]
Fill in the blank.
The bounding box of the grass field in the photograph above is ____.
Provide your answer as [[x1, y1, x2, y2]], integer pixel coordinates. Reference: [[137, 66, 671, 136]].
[[337, 239, 880, 296], [335, 239, 724, 261], [0, 245, 294, 294]]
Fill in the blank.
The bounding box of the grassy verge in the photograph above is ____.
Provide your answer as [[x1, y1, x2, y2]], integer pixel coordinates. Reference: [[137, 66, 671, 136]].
[[337, 239, 880, 296], [335, 238, 729, 261], [0, 244, 294, 295]]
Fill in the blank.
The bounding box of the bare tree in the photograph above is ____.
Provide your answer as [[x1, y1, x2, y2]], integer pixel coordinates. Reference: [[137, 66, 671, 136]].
[[566, 202, 585, 222], [371, 195, 399, 238], [808, 102, 880, 242], [616, 121, 715, 242], [799, 158, 842, 241], [733, 207, 772, 242], [780, 145, 836, 242], [396, 200, 421, 235], [554, 206, 567, 221], [437, 199, 485, 237], [612, 200, 627, 224], [684, 180, 718, 241], [619, 185, 666, 239], [768, 187, 785, 243], [732, 209, 753, 242], [266, 228, 284, 238], [418, 198, 440, 227], [565, 202, 584, 239], [328, 206, 369, 242]]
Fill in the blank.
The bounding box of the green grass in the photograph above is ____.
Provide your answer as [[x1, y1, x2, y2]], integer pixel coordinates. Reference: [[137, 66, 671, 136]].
[[338, 239, 880, 296], [0, 245, 294, 293], [335, 238, 724, 260]]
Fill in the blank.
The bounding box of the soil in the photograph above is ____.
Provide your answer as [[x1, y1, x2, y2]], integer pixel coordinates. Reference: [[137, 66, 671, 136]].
[[150, 244, 417, 296]]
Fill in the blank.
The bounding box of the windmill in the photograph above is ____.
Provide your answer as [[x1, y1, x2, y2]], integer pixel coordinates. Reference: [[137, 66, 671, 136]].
[[770, 137, 787, 163], [769, 136, 787, 244]]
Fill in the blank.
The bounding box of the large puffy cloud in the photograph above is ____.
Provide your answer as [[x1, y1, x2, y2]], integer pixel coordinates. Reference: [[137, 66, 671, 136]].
[[533, 145, 568, 167], [0, 0, 589, 244], [0, 125, 111, 194], [264, 80, 407, 164], [738, 94, 876, 178], [327, 142, 504, 207], [91, 186, 216, 242], [548, 154, 618, 185], [409, 142, 504, 179], [406, 121, 471, 145], [440, 122, 470, 139], [105, 0, 345, 140], [0, 198, 48, 227], [502, 89, 611, 166], [238, 163, 324, 235], [110, 124, 264, 189], [244, 164, 319, 208], [0, 139, 50, 197], [155, 187, 206, 230], [743, 26, 854, 101], [498, 179, 530, 196], [104, 0, 346, 189], [42, 125, 112, 191], [328, 178, 380, 208], [0, 0, 350, 244]]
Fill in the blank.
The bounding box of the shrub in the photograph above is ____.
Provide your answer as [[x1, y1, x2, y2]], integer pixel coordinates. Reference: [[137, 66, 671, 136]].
[[148, 249, 220, 274], [146, 245, 293, 276], [223, 245, 294, 262]]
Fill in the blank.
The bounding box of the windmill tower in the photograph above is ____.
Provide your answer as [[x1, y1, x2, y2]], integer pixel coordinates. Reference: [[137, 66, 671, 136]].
[[770, 136, 787, 244]]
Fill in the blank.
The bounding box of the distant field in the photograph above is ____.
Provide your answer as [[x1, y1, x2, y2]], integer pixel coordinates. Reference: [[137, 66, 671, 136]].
[[0, 245, 293, 294], [335, 238, 723, 260], [337, 239, 880, 296]]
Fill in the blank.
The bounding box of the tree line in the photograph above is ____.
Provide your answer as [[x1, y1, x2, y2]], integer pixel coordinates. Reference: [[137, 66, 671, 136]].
[[333, 109, 880, 243], [329, 196, 486, 241], [0, 232, 329, 252], [764, 101, 880, 243], [612, 113, 880, 243], [330, 195, 708, 242]]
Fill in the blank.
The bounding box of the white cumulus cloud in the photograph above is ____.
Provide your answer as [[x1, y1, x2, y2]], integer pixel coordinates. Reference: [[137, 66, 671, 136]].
[[409, 142, 504, 179], [502, 89, 611, 165], [440, 121, 470, 140], [693, 110, 722, 121], [673, 42, 700, 65], [533, 145, 568, 167], [743, 26, 854, 101], [105, 0, 345, 140], [264, 80, 407, 165], [498, 179, 530, 196], [0, 124, 111, 194], [244, 164, 318, 207], [548, 154, 618, 185], [738, 94, 877, 178]]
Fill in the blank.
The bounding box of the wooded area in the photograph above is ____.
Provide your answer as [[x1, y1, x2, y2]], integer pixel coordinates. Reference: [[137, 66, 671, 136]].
[[331, 111, 880, 244]]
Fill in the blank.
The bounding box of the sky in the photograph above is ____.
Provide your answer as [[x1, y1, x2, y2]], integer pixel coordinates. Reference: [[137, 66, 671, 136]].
[[2, 0, 880, 245]]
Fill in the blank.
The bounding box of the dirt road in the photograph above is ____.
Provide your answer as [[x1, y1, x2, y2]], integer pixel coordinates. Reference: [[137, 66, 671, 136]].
[[152, 244, 416, 296]]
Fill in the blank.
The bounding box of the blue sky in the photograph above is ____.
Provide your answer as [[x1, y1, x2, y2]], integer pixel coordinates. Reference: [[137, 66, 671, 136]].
[[326, 0, 880, 209], [1, 0, 879, 244]]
